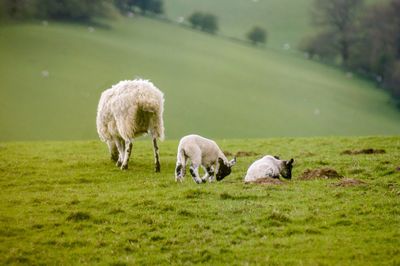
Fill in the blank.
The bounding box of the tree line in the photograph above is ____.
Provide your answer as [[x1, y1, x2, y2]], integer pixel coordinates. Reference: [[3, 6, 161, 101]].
[[300, 0, 400, 100], [0, 0, 164, 21]]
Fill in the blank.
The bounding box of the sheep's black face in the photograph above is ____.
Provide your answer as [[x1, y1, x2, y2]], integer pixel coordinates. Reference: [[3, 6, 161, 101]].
[[216, 163, 231, 181], [216, 157, 236, 181], [281, 158, 294, 179]]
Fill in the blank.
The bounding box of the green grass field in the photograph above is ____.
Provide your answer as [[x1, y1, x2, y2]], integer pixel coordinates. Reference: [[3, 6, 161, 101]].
[[165, 0, 314, 49], [1, 136, 399, 264], [0, 17, 399, 141]]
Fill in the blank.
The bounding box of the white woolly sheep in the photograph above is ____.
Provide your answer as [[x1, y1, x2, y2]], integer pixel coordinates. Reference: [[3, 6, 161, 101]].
[[96, 79, 164, 171], [175, 134, 236, 184], [244, 155, 294, 182]]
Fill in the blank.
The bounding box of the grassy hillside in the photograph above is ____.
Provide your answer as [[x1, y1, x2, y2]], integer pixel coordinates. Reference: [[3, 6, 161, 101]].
[[0, 17, 400, 141], [165, 0, 314, 49], [1, 136, 399, 264]]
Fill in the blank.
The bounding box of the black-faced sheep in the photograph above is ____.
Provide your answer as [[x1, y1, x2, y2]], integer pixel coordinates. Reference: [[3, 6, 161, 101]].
[[175, 134, 236, 184], [244, 155, 294, 182], [96, 79, 164, 171]]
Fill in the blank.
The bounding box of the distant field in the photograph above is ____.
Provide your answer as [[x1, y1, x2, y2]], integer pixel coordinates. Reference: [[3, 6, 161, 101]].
[[0, 17, 400, 141], [165, 0, 314, 49], [0, 136, 399, 264]]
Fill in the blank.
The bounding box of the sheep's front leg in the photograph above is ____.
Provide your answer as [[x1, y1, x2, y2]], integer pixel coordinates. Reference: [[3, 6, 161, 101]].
[[206, 166, 215, 182], [190, 164, 203, 184], [152, 137, 161, 173], [121, 139, 133, 170]]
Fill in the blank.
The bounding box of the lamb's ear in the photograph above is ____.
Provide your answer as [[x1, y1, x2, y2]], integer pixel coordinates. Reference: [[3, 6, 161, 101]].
[[273, 155, 280, 160], [229, 156, 237, 167], [218, 157, 224, 165], [288, 158, 294, 165]]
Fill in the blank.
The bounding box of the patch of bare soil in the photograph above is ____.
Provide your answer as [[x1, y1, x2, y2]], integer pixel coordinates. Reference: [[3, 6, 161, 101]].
[[333, 178, 367, 187], [341, 148, 386, 155], [245, 178, 285, 185], [224, 151, 260, 157], [235, 151, 260, 157], [396, 166, 400, 172], [299, 168, 343, 180]]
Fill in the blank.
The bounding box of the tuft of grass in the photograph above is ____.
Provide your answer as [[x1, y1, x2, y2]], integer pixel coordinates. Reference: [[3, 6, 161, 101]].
[[66, 211, 91, 222]]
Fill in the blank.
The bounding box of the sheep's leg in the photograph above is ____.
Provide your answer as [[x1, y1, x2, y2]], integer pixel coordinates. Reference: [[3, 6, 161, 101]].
[[189, 164, 203, 184], [121, 139, 133, 170], [152, 137, 161, 173], [200, 166, 211, 183], [115, 139, 125, 167], [206, 166, 215, 182], [107, 140, 119, 162]]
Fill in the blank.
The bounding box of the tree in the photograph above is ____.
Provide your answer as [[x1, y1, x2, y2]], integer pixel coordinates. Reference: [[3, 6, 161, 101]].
[[188, 11, 218, 34], [311, 0, 364, 66], [246, 26, 267, 45], [135, 0, 164, 15]]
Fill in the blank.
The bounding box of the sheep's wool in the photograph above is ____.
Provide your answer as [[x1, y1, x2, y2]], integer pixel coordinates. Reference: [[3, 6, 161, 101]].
[[96, 79, 165, 142]]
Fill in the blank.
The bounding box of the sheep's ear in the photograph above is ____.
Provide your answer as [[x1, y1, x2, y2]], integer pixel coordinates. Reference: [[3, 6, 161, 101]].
[[218, 157, 224, 165], [288, 158, 294, 165], [229, 157, 237, 167], [273, 155, 280, 160]]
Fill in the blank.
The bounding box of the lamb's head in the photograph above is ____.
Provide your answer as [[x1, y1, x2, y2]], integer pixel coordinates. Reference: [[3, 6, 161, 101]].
[[280, 158, 294, 179], [216, 157, 237, 181]]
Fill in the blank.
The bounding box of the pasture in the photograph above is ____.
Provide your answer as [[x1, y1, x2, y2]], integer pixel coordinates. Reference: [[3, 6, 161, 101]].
[[1, 17, 400, 141], [1, 136, 399, 264]]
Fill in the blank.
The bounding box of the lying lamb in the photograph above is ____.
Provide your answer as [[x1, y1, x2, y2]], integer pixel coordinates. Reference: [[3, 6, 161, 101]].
[[244, 155, 294, 183], [175, 134, 236, 184], [96, 79, 164, 171]]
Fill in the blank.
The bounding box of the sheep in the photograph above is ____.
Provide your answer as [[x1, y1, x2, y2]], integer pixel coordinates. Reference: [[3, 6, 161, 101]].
[[244, 155, 294, 183], [175, 134, 236, 184], [96, 79, 164, 172]]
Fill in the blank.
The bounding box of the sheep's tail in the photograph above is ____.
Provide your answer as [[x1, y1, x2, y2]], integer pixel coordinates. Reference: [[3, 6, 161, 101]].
[[140, 98, 165, 141]]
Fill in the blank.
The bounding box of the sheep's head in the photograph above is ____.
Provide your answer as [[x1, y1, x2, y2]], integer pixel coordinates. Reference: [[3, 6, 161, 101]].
[[280, 158, 294, 179], [216, 157, 236, 181]]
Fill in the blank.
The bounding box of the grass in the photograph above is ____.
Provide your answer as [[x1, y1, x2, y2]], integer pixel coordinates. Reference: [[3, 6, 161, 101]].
[[0, 17, 400, 141], [0, 136, 399, 264]]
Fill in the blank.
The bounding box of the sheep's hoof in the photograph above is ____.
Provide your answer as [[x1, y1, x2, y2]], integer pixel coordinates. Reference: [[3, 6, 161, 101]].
[[155, 165, 161, 173], [116, 161, 122, 167], [121, 164, 128, 170], [175, 177, 183, 183], [201, 178, 207, 183]]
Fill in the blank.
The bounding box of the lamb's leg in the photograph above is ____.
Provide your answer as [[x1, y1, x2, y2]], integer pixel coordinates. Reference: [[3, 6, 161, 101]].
[[121, 139, 133, 170], [206, 166, 215, 182], [107, 140, 118, 162], [200, 166, 210, 183], [190, 164, 203, 184], [152, 137, 161, 173], [175, 150, 186, 182], [115, 139, 125, 167]]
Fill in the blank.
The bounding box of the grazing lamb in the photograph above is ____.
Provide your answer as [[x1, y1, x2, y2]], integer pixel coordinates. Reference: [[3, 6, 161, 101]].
[[96, 79, 164, 171], [175, 134, 236, 184], [244, 155, 294, 183]]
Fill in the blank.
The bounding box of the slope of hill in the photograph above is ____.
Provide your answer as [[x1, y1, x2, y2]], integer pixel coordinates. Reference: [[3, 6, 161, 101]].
[[165, 0, 314, 49], [0, 17, 399, 141]]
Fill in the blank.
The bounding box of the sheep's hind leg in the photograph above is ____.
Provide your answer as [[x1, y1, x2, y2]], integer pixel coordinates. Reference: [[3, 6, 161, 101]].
[[115, 139, 125, 167], [190, 164, 203, 184], [152, 137, 161, 173], [107, 140, 119, 162], [121, 139, 133, 170], [206, 166, 215, 183]]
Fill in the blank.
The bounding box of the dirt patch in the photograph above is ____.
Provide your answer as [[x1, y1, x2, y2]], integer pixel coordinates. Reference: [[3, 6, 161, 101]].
[[334, 178, 367, 187], [396, 166, 400, 172], [245, 178, 285, 185], [299, 168, 343, 180], [223, 151, 234, 156], [341, 148, 386, 155], [235, 151, 260, 157], [224, 150, 260, 157]]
